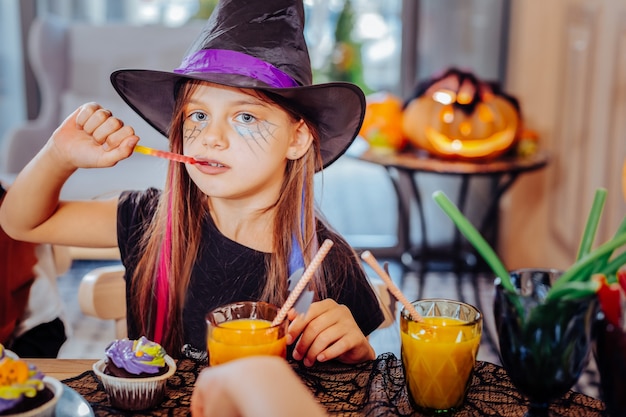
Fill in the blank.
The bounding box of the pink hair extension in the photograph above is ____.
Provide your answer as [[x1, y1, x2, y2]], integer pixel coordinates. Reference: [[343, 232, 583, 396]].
[[154, 170, 174, 343], [305, 161, 319, 271]]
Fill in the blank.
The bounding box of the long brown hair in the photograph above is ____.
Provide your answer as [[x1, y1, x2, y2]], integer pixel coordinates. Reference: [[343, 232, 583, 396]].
[[129, 80, 327, 355]]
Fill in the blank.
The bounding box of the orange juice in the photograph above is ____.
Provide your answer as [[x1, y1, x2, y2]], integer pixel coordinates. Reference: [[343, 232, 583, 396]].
[[401, 308, 482, 412], [208, 318, 287, 366]]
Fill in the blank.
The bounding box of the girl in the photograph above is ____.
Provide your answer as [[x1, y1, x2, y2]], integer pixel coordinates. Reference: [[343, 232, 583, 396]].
[[0, 0, 384, 365]]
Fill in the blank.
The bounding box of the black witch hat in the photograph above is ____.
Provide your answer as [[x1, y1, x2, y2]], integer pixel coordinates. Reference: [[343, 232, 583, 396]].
[[110, 0, 366, 169]]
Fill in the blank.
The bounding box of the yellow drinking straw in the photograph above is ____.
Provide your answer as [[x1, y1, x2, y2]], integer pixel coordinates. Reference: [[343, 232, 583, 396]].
[[361, 250, 423, 322], [272, 239, 334, 326]]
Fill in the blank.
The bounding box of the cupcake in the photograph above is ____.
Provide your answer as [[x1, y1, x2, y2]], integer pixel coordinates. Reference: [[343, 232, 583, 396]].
[[0, 350, 62, 417], [92, 337, 176, 410]]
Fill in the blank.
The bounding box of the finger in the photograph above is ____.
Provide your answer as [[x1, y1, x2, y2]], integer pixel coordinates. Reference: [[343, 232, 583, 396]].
[[104, 128, 139, 158], [191, 370, 220, 417], [105, 125, 137, 149], [92, 120, 132, 148], [190, 389, 204, 416], [190, 370, 207, 416], [288, 299, 339, 347], [292, 311, 340, 364], [94, 135, 139, 166], [82, 108, 114, 136], [314, 332, 355, 363], [75, 102, 103, 127], [287, 303, 324, 346], [299, 318, 346, 366], [286, 308, 298, 321]]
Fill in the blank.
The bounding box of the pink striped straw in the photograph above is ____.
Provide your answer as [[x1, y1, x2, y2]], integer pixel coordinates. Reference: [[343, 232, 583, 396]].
[[360, 250, 423, 322], [272, 239, 334, 326]]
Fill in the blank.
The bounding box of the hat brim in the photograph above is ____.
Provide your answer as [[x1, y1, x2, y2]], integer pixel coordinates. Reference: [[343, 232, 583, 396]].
[[110, 69, 365, 169]]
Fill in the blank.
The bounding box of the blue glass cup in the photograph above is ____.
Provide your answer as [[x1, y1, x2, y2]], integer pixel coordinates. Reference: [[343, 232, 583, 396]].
[[494, 268, 598, 417]]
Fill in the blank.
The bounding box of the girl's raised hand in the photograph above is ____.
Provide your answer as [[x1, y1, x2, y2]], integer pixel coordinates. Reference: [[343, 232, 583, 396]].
[[49, 102, 139, 170], [287, 299, 376, 367]]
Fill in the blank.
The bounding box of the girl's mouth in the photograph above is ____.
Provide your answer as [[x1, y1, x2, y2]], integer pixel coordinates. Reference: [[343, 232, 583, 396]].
[[193, 158, 229, 173]]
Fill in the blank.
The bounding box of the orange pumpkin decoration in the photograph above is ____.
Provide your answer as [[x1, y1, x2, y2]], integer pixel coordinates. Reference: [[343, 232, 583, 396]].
[[402, 69, 521, 160], [0, 357, 29, 386], [359, 92, 408, 152]]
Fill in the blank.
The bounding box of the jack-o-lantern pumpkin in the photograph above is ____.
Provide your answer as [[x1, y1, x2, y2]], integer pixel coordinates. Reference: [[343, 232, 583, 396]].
[[402, 68, 521, 160]]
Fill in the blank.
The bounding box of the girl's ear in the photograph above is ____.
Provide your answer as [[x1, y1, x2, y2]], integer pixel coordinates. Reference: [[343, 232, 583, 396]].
[[287, 120, 314, 160]]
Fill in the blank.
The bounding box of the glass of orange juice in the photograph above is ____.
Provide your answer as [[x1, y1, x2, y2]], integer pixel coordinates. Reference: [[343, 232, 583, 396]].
[[207, 301, 288, 366], [400, 299, 482, 414]]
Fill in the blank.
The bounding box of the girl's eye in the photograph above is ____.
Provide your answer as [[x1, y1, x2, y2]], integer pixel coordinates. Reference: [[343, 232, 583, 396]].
[[189, 111, 208, 122], [235, 113, 256, 124]]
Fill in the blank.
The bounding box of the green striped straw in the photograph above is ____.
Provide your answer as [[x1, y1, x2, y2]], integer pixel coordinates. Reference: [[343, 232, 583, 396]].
[[575, 188, 607, 261], [432, 191, 514, 292]]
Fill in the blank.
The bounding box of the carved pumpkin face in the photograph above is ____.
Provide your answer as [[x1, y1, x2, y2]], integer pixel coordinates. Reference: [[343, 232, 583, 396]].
[[402, 69, 521, 160]]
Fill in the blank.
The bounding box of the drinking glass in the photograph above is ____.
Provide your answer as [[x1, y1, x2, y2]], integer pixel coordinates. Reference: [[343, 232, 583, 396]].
[[206, 301, 288, 366], [494, 268, 598, 417], [592, 312, 626, 416], [400, 299, 482, 414]]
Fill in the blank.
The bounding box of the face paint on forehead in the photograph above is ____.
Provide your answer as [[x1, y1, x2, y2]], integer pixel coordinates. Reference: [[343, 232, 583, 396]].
[[183, 120, 207, 143]]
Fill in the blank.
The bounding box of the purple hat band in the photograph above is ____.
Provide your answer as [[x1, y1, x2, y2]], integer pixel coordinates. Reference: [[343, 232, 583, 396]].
[[174, 49, 299, 89]]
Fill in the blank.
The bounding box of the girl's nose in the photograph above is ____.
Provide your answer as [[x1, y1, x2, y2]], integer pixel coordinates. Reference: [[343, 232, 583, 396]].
[[201, 121, 229, 149]]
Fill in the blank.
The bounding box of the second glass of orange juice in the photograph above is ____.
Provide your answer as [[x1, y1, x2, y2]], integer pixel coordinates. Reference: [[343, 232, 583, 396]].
[[207, 301, 288, 366], [400, 299, 482, 414]]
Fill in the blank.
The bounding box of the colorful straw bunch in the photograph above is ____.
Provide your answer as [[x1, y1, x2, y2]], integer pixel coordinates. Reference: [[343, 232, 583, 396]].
[[433, 188, 626, 321], [546, 188, 626, 328], [134, 145, 199, 165]]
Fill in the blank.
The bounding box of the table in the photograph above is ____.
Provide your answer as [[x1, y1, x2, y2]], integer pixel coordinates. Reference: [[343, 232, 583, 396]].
[[31, 353, 604, 416], [355, 149, 550, 281], [354, 149, 549, 325], [30, 358, 95, 380]]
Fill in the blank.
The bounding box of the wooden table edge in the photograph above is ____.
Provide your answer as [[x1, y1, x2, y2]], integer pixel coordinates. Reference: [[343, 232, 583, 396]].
[[27, 358, 96, 381]]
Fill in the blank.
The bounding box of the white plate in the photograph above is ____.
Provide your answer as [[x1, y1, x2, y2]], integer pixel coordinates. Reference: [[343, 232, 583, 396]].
[[56, 384, 94, 417], [3, 349, 19, 359]]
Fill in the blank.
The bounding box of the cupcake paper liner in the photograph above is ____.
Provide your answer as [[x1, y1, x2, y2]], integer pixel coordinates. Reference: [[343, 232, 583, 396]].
[[92, 355, 176, 411]]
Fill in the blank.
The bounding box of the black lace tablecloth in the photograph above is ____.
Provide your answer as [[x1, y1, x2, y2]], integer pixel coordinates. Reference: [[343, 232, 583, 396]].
[[62, 353, 605, 416]]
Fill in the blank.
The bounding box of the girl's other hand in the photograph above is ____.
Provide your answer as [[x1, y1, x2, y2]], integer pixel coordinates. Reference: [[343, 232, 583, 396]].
[[287, 299, 376, 367], [190, 356, 327, 417], [48, 102, 139, 170]]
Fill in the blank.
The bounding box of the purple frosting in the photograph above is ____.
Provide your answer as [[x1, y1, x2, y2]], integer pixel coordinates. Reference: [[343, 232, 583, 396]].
[[105, 336, 166, 376]]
